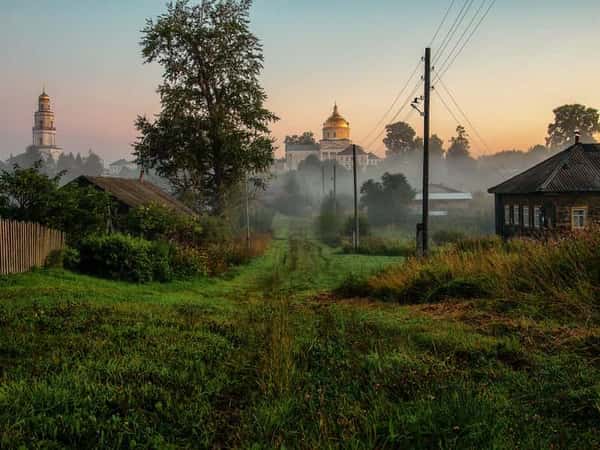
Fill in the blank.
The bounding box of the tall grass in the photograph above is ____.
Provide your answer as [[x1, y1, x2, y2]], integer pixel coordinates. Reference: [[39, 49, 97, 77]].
[[341, 230, 600, 323]]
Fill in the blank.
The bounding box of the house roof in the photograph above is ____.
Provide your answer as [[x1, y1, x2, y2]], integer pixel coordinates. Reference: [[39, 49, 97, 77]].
[[337, 145, 367, 156], [285, 143, 320, 152], [71, 176, 195, 216], [415, 184, 472, 201], [367, 152, 380, 160], [110, 159, 135, 166], [488, 143, 600, 194]]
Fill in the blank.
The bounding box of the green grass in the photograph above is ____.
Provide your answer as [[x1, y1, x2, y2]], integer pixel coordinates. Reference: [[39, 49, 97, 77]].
[[0, 219, 599, 448]]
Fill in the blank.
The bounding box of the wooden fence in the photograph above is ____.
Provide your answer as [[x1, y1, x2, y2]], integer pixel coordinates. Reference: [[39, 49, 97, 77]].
[[0, 219, 65, 275]]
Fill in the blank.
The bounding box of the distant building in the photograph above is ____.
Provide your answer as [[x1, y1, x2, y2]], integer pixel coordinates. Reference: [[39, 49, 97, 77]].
[[319, 103, 352, 161], [488, 141, 600, 237], [28, 90, 62, 160], [335, 145, 368, 171], [285, 142, 319, 171], [367, 152, 382, 167], [108, 159, 138, 176], [413, 184, 473, 216]]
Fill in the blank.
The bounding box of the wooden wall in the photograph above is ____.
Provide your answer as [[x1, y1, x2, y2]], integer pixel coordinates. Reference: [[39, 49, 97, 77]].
[[0, 219, 65, 275]]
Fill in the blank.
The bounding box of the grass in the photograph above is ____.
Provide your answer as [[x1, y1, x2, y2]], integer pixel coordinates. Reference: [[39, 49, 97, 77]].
[[1, 219, 599, 448]]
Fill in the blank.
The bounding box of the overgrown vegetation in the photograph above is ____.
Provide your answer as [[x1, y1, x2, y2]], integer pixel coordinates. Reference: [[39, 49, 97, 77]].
[[1, 226, 598, 448]]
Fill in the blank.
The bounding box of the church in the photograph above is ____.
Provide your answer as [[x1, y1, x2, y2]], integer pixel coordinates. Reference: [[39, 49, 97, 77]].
[[285, 103, 381, 171], [28, 90, 63, 160]]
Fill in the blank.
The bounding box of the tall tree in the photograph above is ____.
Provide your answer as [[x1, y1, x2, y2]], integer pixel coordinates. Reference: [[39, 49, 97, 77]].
[[546, 104, 600, 149], [446, 125, 471, 161], [360, 172, 415, 226], [83, 151, 104, 176], [383, 121, 418, 158], [133, 0, 278, 213], [430, 134, 445, 161]]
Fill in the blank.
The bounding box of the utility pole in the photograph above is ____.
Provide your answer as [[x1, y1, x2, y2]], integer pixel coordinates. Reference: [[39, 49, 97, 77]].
[[332, 161, 337, 216], [352, 144, 359, 251], [421, 47, 431, 256], [245, 172, 250, 248]]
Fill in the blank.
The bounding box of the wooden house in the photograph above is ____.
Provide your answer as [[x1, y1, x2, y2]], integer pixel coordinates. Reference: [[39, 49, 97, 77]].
[[488, 141, 600, 238]]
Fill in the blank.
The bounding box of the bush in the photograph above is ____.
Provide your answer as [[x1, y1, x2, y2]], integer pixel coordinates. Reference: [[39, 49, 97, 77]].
[[170, 245, 209, 279], [342, 214, 370, 240], [78, 233, 173, 283], [127, 204, 203, 245]]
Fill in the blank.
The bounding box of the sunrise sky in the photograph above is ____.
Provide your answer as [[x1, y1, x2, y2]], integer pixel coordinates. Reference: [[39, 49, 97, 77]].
[[1, 0, 599, 162]]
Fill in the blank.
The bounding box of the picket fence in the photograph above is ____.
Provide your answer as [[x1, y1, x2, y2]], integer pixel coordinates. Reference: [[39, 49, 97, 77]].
[[0, 219, 65, 275]]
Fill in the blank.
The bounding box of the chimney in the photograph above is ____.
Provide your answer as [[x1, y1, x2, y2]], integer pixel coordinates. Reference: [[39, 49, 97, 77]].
[[575, 130, 581, 144]]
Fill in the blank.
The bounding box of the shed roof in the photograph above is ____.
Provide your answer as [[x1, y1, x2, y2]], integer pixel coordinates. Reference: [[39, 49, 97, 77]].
[[488, 143, 600, 194], [71, 176, 195, 216]]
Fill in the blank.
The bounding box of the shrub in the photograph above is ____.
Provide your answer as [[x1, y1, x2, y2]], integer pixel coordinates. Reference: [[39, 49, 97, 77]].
[[127, 204, 203, 245], [44, 249, 65, 269], [63, 247, 80, 271], [342, 214, 370, 240], [170, 245, 209, 279], [78, 233, 173, 283]]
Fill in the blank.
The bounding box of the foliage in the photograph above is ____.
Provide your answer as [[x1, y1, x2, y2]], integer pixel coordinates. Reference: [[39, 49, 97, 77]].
[[342, 214, 370, 240], [126, 203, 203, 244], [0, 164, 112, 244], [446, 125, 473, 168], [360, 172, 415, 226], [316, 195, 343, 245], [341, 236, 415, 257], [0, 162, 63, 223], [383, 121, 419, 157], [0, 230, 597, 449], [346, 228, 600, 321], [546, 104, 600, 149], [284, 131, 316, 145], [133, 0, 278, 213], [78, 233, 173, 283]]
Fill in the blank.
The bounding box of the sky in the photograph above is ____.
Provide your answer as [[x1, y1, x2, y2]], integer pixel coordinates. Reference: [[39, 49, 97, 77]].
[[1, 0, 599, 162]]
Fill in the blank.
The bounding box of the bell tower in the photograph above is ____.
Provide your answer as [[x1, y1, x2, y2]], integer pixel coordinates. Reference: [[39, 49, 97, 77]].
[[31, 89, 62, 159]]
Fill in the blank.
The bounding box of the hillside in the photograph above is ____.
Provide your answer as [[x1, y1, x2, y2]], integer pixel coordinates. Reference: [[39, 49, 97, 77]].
[[0, 222, 599, 448]]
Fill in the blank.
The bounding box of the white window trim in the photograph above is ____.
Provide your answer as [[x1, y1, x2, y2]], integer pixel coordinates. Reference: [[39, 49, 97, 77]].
[[513, 205, 520, 226], [523, 205, 530, 228], [504, 204, 510, 225], [534, 206, 542, 229], [571, 206, 588, 230]]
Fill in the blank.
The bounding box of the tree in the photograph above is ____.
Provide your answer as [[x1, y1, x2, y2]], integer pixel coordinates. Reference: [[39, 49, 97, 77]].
[[133, 0, 278, 213], [546, 104, 600, 149], [430, 134, 445, 161], [297, 154, 322, 173], [83, 150, 104, 176], [360, 172, 415, 226], [446, 125, 473, 163], [285, 132, 316, 146], [383, 121, 418, 158]]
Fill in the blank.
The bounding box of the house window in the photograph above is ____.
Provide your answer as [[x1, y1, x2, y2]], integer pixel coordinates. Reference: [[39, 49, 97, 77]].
[[513, 205, 520, 226], [504, 204, 510, 225], [523, 205, 530, 228], [534, 206, 542, 228], [571, 207, 587, 230]]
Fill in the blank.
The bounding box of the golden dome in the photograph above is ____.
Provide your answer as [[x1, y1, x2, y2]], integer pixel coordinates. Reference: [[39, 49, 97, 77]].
[[323, 103, 349, 129]]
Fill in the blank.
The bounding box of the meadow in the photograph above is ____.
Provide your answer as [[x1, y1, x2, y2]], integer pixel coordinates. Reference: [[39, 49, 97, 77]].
[[0, 220, 599, 448]]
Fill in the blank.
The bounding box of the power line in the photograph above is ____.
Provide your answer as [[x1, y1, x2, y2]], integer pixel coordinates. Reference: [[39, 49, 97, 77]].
[[360, 60, 421, 144], [435, 0, 487, 77], [435, 76, 491, 152], [436, 0, 498, 80], [434, 0, 476, 65], [429, 0, 458, 47], [359, 0, 460, 145], [365, 78, 423, 151]]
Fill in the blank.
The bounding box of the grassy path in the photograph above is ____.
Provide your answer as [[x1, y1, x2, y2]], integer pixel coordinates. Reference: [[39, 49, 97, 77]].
[[1, 223, 599, 448]]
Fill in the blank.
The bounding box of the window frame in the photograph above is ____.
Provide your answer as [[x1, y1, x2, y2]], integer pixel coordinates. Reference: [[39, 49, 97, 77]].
[[504, 204, 510, 225], [513, 205, 520, 226], [533, 206, 542, 229], [571, 206, 588, 230], [523, 205, 530, 228]]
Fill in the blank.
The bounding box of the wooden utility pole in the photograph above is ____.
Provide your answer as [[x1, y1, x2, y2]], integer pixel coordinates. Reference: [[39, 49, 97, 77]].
[[245, 172, 250, 248], [332, 161, 337, 216], [352, 144, 359, 251], [421, 47, 431, 256]]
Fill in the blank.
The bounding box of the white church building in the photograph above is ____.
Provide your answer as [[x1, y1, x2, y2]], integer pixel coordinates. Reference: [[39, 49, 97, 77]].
[[28, 90, 63, 160]]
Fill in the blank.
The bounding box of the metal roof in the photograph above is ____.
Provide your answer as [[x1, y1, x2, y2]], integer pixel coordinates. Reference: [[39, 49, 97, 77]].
[[488, 143, 600, 194], [71, 176, 196, 216]]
